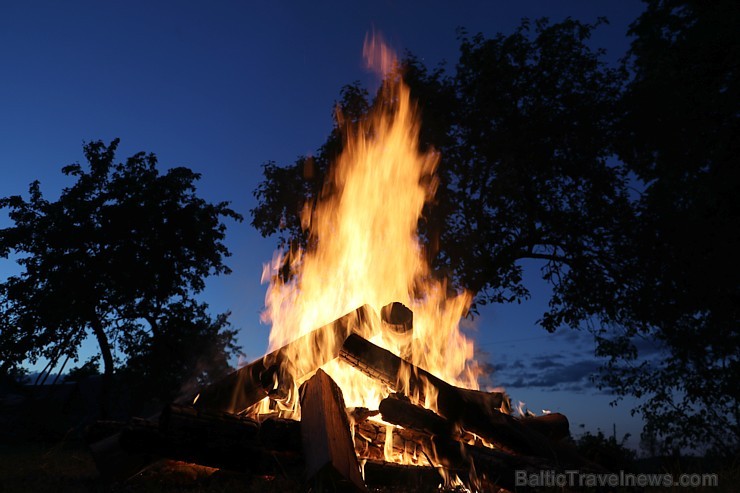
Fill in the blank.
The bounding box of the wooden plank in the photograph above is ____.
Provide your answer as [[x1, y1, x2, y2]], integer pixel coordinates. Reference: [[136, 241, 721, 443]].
[[89, 407, 304, 480], [362, 460, 443, 491], [299, 369, 367, 492], [520, 412, 570, 442], [193, 305, 377, 413]]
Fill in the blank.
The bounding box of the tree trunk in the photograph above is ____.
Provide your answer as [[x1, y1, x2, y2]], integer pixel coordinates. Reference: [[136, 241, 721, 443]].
[[91, 316, 113, 418]]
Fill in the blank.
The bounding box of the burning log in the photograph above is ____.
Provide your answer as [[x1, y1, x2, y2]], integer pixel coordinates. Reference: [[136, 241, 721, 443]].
[[378, 394, 454, 438], [89, 303, 591, 492], [340, 333, 506, 410], [340, 335, 577, 460], [339, 334, 582, 461], [354, 419, 434, 465], [371, 397, 580, 491], [379, 394, 606, 477], [348, 406, 380, 424], [90, 405, 592, 492], [299, 369, 366, 492], [194, 305, 377, 413], [432, 435, 558, 492], [380, 301, 413, 334], [340, 334, 509, 427]]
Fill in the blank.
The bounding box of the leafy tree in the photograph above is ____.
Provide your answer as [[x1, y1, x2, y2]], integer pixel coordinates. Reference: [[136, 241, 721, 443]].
[[0, 139, 243, 414], [251, 19, 631, 329], [596, 0, 740, 458], [437, 19, 631, 327]]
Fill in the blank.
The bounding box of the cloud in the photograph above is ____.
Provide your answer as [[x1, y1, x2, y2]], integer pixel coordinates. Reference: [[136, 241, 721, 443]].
[[556, 359, 600, 384], [555, 330, 584, 343], [556, 383, 589, 393], [498, 358, 601, 390], [530, 357, 564, 370], [485, 360, 526, 374]]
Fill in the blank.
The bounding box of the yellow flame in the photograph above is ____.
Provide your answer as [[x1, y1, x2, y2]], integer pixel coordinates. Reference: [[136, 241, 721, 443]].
[[383, 424, 394, 462], [258, 34, 480, 444]]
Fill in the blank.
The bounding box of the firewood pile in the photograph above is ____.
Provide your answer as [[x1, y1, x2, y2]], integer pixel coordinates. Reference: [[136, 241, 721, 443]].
[[88, 304, 604, 492]]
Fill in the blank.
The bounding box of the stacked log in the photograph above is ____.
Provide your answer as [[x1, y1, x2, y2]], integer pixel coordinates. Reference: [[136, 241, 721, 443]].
[[88, 303, 602, 492]]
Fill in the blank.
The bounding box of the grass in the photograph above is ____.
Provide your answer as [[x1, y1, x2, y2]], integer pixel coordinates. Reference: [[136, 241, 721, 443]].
[[2, 437, 738, 492], [0, 439, 301, 493], [0, 440, 103, 493]]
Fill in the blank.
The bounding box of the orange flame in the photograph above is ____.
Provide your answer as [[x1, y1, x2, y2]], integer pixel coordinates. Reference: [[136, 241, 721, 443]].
[[258, 35, 479, 424]]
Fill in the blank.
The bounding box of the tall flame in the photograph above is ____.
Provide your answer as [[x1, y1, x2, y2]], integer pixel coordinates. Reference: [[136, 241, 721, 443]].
[[259, 35, 479, 414]]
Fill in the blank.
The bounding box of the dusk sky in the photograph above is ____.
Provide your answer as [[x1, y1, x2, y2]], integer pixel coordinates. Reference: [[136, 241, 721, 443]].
[[1, 1, 648, 447]]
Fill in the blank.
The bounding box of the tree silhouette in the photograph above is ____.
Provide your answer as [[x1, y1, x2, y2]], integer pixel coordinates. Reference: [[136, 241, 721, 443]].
[[251, 19, 630, 328], [0, 139, 243, 415], [597, 0, 740, 457], [251, 11, 740, 458]]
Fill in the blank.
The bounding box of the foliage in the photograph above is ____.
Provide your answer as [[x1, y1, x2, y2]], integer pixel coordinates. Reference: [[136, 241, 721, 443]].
[[439, 19, 631, 327], [0, 139, 243, 413], [595, 0, 740, 458]]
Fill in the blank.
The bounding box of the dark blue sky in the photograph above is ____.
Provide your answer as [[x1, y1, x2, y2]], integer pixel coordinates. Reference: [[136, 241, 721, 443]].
[[1, 0, 647, 446]]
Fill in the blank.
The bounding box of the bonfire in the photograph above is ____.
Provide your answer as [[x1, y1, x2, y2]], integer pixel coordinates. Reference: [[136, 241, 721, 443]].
[[88, 35, 603, 493]]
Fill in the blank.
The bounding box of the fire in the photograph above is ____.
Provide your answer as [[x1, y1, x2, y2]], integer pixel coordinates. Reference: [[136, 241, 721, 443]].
[[258, 35, 479, 427]]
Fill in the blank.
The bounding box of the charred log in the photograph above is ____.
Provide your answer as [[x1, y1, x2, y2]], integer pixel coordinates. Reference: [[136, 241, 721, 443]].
[[362, 460, 442, 491], [520, 412, 570, 442], [380, 301, 413, 334]]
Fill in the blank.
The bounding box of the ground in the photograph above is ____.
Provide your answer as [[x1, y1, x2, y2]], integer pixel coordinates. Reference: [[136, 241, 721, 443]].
[[1, 439, 738, 493], [0, 439, 303, 493]]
